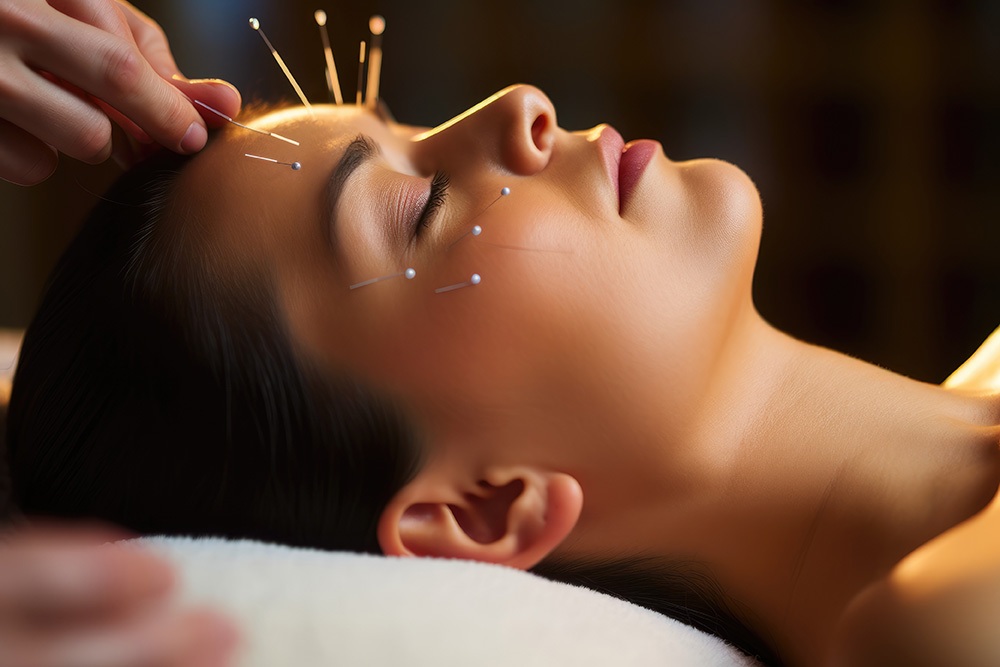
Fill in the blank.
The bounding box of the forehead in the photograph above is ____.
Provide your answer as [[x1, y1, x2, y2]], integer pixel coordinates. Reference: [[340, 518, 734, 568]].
[[249, 104, 426, 147], [164, 108, 370, 277], [179, 104, 426, 211], [252, 104, 379, 139], [176, 105, 411, 225]]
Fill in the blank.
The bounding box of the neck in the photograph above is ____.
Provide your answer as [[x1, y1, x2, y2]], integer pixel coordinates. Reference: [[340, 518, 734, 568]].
[[567, 306, 1000, 666], [686, 310, 1000, 665]]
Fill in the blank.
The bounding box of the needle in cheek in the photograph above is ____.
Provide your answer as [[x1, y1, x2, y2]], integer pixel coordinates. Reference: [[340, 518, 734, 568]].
[[448, 187, 511, 250], [350, 267, 417, 290], [435, 273, 481, 294]]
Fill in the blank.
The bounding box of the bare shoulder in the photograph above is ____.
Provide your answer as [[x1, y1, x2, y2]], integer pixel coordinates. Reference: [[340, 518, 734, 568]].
[[945, 325, 1000, 393], [0, 329, 21, 408], [827, 496, 1000, 667], [826, 327, 1000, 665]]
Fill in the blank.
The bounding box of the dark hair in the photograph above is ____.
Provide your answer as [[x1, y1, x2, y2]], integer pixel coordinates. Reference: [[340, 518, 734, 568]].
[[6, 147, 422, 551], [5, 132, 777, 664]]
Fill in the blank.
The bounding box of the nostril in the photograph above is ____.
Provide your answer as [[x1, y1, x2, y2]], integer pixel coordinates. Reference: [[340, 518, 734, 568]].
[[530, 114, 550, 152]]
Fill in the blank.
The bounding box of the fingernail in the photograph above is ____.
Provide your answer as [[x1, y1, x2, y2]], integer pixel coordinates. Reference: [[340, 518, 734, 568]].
[[180, 122, 207, 154]]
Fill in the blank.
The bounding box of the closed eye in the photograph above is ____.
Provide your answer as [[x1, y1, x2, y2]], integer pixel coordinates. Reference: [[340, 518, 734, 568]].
[[415, 171, 450, 238]]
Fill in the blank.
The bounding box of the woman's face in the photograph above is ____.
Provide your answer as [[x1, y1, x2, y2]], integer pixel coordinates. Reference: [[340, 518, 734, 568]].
[[178, 85, 762, 488]]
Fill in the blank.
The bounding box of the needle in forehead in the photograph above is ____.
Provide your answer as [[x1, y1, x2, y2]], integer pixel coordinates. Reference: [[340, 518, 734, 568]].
[[245, 153, 302, 170], [249, 17, 313, 113], [356, 41, 367, 105], [314, 10, 343, 104], [365, 15, 385, 108], [194, 100, 300, 146]]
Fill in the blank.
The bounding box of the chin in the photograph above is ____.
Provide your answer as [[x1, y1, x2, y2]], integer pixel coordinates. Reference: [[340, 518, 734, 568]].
[[674, 157, 763, 249]]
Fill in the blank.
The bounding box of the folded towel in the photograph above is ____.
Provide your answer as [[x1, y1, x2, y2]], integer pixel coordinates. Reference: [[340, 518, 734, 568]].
[[135, 536, 759, 667]]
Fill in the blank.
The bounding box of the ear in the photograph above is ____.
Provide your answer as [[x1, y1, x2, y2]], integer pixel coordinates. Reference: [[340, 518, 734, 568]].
[[377, 465, 583, 570]]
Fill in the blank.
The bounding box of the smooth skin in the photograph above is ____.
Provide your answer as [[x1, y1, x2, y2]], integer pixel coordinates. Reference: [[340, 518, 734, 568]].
[[0, 0, 241, 185], [173, 90, 1000, 667]]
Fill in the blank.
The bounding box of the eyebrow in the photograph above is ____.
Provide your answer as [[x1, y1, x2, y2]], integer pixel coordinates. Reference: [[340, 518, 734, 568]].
[[323, 134, 380, 249]]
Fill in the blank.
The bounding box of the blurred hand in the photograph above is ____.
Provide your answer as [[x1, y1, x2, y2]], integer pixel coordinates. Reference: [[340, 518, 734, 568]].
[[0, 0, 242, 186], [0, 523, 239, 667]]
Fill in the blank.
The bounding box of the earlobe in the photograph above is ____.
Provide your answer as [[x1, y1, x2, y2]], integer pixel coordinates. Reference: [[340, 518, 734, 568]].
[[377, 467, 583, 570]]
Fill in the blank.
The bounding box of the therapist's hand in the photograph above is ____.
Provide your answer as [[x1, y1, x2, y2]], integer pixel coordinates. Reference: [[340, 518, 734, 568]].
[[0, 0, 241, 186], [0, 523, 239, 667]]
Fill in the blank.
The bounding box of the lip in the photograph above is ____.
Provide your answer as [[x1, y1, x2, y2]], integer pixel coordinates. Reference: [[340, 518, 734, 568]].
[[618, 140, 659, 211], [594, 125, 625, 212]]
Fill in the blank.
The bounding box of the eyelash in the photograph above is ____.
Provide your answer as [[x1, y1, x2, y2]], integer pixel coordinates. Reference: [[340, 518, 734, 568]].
[[415, 171, 450, 237]]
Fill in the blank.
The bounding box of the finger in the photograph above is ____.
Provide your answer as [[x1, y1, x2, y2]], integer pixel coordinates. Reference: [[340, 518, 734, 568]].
[[15, 607, 239, 667], [0, 65, 114, 164], [46, 0, 134, 40], [0, 520, 131, 546], [172, 77, 242, 128], [0, 118, 58, 186], [92, 96, 151, 144], [24, 12, 207, 154], [40, 70, 151, 144], [0, 535, 174, 623], [114, 1, 181, 78], [41, 1, 160, 145]]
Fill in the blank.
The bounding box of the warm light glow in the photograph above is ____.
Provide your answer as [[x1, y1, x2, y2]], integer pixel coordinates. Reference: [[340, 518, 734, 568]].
[[411, 87, 519, 141]]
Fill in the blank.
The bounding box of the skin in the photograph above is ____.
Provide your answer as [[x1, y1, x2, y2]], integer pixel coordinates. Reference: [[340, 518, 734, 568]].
[[161, 86, 1000, 665]]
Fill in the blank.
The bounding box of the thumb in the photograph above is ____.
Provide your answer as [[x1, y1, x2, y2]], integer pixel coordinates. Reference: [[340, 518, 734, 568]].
[[171, 77, 243, 126]]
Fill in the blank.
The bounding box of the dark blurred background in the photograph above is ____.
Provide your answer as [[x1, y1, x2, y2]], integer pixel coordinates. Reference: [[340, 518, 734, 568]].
[[1, 0, 998, 383]]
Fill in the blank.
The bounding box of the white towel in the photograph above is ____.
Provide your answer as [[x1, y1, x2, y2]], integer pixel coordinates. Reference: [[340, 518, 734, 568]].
[[134, 536, 759, 667]]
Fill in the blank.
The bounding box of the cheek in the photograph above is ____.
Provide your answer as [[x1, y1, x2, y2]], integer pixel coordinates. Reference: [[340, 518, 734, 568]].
[[324, 164, 761, 413], [337, 193, 631, 413], [347, 201, 581, 405]]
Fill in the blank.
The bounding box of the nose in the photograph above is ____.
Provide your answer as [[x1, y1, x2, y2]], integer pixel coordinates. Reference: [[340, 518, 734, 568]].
[[413, 85, 557, 176]]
